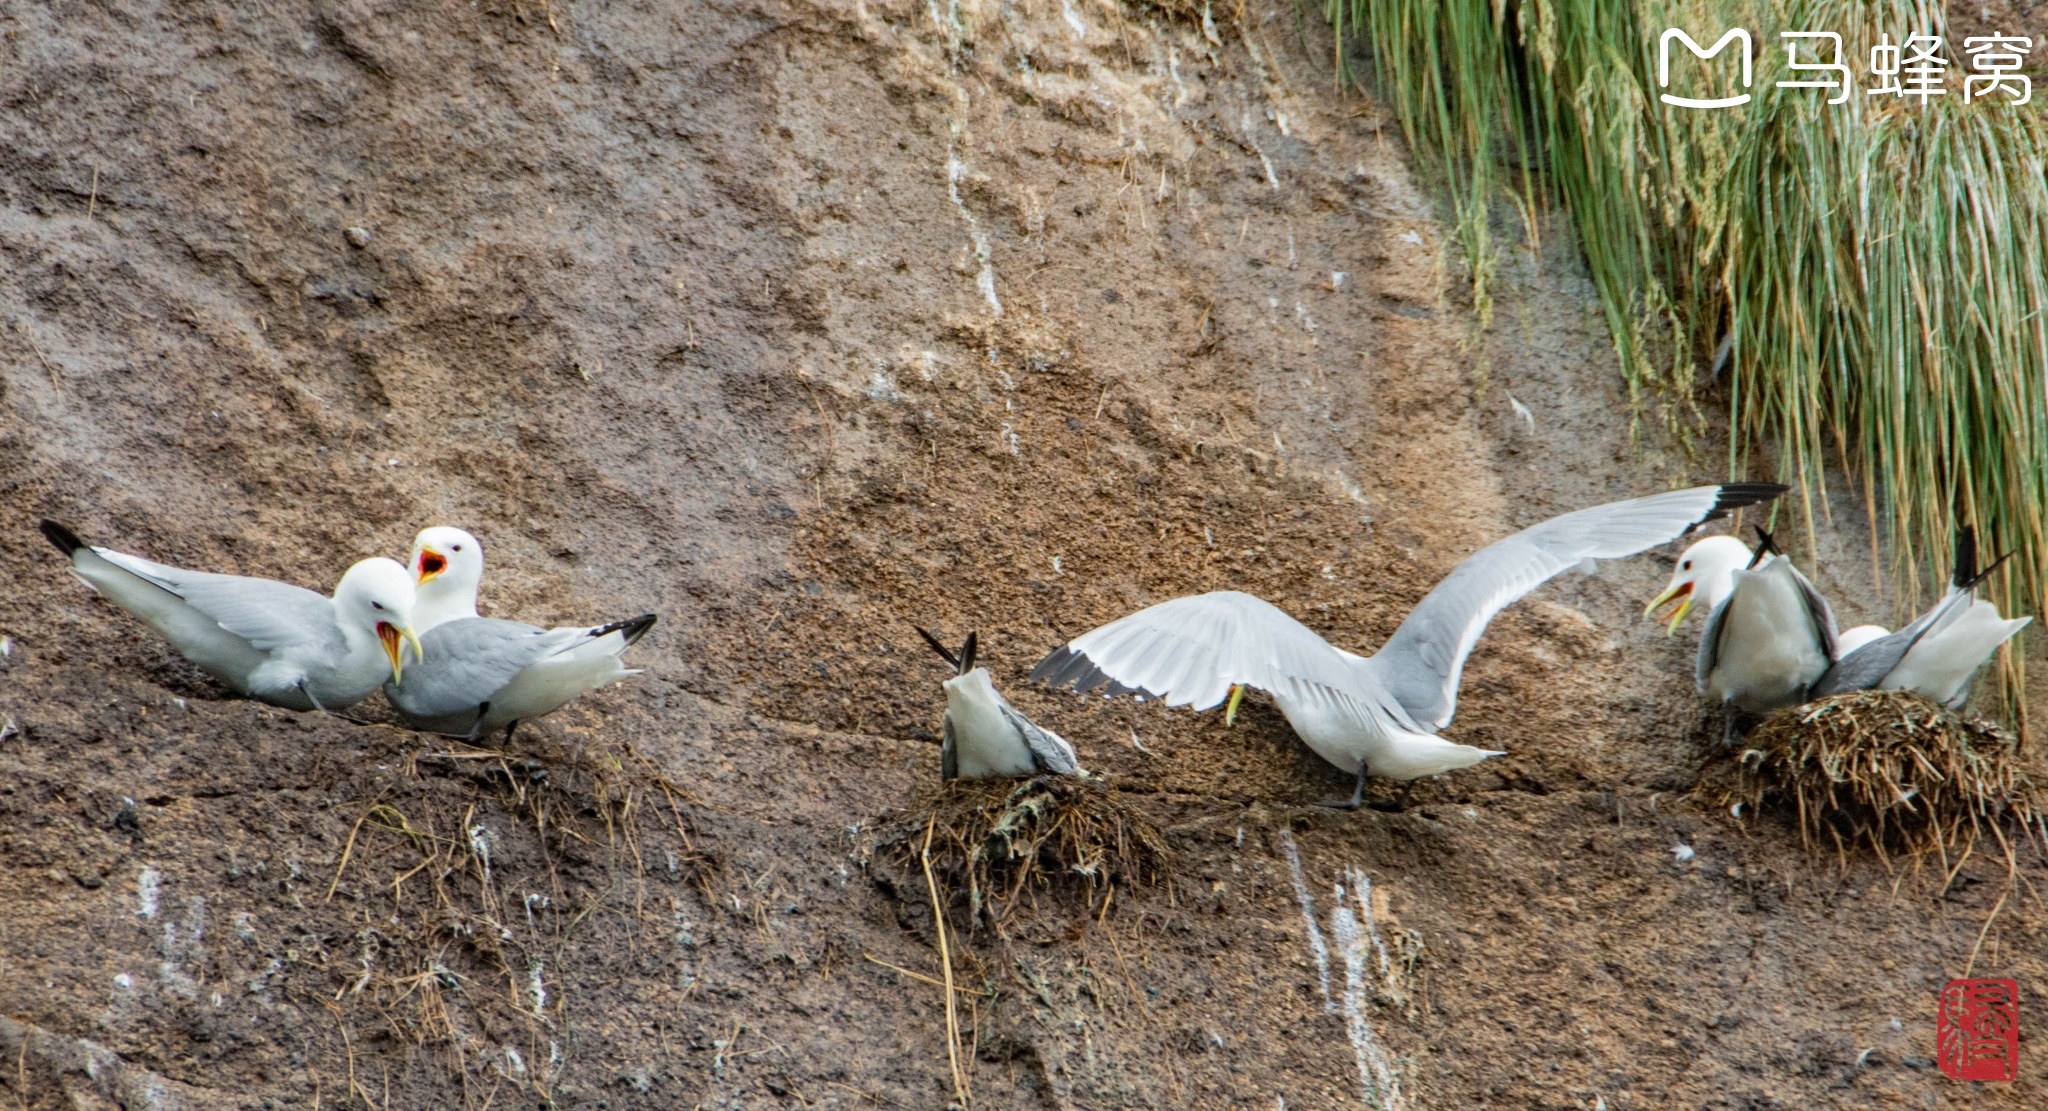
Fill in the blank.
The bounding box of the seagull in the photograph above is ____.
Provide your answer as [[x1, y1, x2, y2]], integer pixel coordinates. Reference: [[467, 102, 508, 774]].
[[916, 627, 1082, 779], [409, 524, 484, 630], [394, 526, 656, 739], [1647, 528, 1837, 740], [1812, 527, 2030, 708], [1032, 483, 1788, 807], [387, 614, 658, 737], [40, 519, 422, 712]]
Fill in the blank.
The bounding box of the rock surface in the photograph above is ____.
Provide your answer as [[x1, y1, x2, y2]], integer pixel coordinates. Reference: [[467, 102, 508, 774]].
[[2, 1, 2040, 1108]]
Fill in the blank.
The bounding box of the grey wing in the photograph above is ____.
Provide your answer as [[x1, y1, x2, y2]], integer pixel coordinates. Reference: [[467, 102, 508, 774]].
[[1030, 591, 1387, 726], [996, 696, 1082, 776], [1811, 589, 1967, 698], [391, 618, 576, 718], [1696, 596, 1732, 692], [1376, 483, 1786, 730], [940, 715, 959, 780], [1787, 563, 1840, 661], [1811, 634, 1913, 697], [97, 549, 344, 655]]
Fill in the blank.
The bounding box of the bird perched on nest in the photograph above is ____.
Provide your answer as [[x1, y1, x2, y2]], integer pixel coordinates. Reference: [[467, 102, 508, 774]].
[[916, 627, 1082, 779], [386, 526, 656, 739], [1648, 527, 1838, 740], [1812, 527, 2030, 709], [39, 519, 423, 712], [1032, 483, 1787, 807]]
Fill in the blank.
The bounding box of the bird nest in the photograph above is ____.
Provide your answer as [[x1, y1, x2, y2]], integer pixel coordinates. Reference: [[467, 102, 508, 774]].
[[1713, 690, 2048, 865], [878, 776, 1170, 929]]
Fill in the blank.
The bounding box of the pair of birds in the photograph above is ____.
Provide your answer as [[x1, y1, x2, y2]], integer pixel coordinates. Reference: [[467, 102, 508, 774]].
[[1649, 525, 2031, 738], [919, 482, 1791, 806], [40, 521, 653, 739]]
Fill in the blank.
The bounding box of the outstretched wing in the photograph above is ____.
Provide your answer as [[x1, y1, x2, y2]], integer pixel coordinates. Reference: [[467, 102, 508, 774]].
[[1030, 590, 1387, 724], [1374, 483, 1787, 730]]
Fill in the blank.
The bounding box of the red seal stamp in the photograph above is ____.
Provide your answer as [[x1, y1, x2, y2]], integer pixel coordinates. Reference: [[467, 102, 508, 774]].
[[1938, 978, 2019, 1081]]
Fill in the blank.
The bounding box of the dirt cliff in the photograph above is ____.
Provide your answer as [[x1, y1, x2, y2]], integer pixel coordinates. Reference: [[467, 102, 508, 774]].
[[2, 1, 2040, 1108]]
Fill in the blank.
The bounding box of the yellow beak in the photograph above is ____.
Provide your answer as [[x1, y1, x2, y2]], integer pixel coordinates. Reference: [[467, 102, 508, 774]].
[[378, 622, 426, 682], [1644, 583, 1695, 635], [1224, 683, 1246, 727]]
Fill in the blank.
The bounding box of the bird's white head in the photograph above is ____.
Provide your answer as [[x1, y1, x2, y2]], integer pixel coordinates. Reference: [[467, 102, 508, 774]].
[[333, 557, 425, 682], [409, 526, 483, 629], [1646, 534, 1754, 634]]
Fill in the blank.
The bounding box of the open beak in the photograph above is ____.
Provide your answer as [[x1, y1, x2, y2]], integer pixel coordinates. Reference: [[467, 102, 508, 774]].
[[377, 622, 426, 682], [414, 548, 447, 585], [1644, 582, 1694, 635]]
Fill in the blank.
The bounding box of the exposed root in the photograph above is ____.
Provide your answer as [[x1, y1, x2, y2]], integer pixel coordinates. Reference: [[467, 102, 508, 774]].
[[1711, 690, 2048, 868], [880, 776, 1170, 930]]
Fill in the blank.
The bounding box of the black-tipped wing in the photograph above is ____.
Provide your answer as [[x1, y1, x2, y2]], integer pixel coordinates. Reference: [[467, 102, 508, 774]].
[[1376, 483, 1786, 730], [594, 613, 658, 647], [1953, 526, 1978, 591], [40, 519, 86, 556]]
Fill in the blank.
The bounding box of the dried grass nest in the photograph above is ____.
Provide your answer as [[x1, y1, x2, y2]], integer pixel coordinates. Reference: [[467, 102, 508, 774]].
[[878, 776, 1170, 928], [1714, 689, 2048, 863]]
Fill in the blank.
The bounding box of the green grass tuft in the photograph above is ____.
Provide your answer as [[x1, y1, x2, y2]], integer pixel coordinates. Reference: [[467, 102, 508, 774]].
[[1334, 0, 2048, 647]]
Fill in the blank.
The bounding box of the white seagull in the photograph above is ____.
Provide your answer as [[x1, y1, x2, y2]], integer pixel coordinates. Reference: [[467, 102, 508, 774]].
[[1647, 528, 1837, 740], [1812, 527, 2030, 709], [40, 519, 422, 712], [391, 526, 656, 739], [1033, 483, 1788, 807], [917, 627, 1082, 779]]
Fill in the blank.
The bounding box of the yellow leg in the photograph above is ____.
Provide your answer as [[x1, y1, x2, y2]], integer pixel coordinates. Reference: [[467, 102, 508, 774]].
[[1224, 683, 1246, 727]]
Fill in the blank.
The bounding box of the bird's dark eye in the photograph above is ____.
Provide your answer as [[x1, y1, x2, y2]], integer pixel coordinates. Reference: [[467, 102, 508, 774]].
[[453, 544, 463, 551], [372, 601, 385, 611], [1682, 561, 1692, 571]]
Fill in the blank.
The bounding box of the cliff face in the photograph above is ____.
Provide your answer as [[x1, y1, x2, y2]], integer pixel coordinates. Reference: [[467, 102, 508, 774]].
[[2, 2, 2039, 1108]]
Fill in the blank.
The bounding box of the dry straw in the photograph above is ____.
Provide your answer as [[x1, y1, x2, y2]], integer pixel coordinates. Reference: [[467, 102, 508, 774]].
[[883, 776, 1170, 929], [1333, 0, 2048, 646]]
